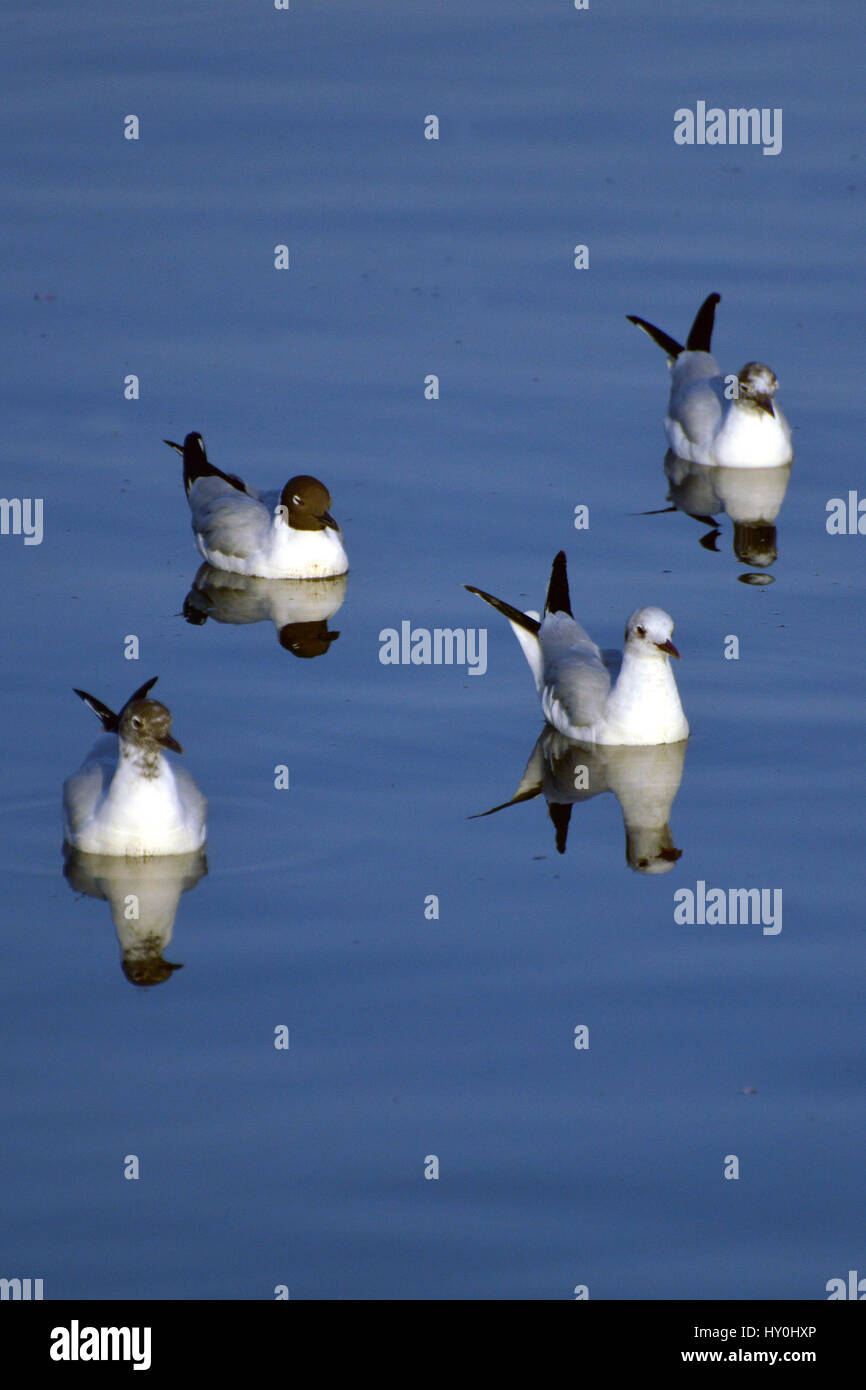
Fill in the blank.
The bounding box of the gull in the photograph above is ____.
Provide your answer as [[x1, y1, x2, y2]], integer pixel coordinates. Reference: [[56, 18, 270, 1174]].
[[628, 292, 793, 467], [465, 551, 688, 745], [63, 677, 207, 857], [165, 432, 348, 579]]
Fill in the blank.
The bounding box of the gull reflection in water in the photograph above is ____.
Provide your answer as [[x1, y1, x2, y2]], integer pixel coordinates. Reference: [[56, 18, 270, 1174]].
[[640, 452, 791, 585], [472, 727, 688, 873], [181, 564, 347, 656], [63, 846, 207, 986]]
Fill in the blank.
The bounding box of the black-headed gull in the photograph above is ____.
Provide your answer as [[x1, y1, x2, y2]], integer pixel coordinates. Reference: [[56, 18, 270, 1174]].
[[63, 677, 207, 857], [465, 552, 688, 746], [628, 292, 793, 468], [165, 432, 349, 579]]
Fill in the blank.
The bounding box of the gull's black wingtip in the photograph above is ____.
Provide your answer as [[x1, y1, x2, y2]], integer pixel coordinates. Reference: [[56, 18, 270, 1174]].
[[627, 314, 685, 360], [121, 676, 160, 710], [685, 292, 722, 353], [174, 432, 249, 496], [73, 687, 120, 732], [465, 583, 541, 636], [545, 550, 572, 618], [73, 676, 162, 733]]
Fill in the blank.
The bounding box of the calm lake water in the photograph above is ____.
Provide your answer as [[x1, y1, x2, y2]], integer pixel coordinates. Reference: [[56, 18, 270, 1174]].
[[2, 0, 864, 1299]]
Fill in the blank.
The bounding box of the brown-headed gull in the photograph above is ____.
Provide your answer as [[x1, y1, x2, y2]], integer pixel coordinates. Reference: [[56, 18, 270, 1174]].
[[628, 292, 793, 467], [165, 432, 348, 579], [63, 677, 206, 857]]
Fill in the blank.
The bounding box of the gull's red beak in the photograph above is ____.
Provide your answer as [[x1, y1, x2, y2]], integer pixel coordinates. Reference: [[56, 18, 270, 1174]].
[[655, 639, 680, 659]]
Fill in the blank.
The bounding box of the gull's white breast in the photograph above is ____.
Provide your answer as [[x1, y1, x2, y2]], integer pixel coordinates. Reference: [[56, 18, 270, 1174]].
[[64, 735, 207, 857], [189, 479, 348, 579], [666, 351, 793, 468]]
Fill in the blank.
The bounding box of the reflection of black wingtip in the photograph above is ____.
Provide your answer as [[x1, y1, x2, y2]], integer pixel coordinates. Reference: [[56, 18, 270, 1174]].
[[548, 801, 572, 854], [698, 527, 722, 552], [469, 785, 542, 820]]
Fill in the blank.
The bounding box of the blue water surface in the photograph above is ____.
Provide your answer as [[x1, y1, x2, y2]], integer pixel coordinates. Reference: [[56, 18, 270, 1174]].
[[1, 0, 864, 1299]]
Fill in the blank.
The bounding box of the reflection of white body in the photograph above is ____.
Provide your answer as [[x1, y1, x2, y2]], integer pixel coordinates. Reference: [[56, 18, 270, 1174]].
[[183, 564, 347, 656], [475, 728, 688, 873], [167, 433, 349, 579], [63, 678, 207, 857], [629, 293, 793, 468], [664, 453, 792, 568], [64, 847, 207, 986], [466, 552, 688, 746]]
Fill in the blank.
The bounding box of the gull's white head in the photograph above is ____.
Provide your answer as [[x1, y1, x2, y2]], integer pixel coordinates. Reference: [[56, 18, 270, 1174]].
[[624, 607, 680, 661], [737, 362, 779, 416]]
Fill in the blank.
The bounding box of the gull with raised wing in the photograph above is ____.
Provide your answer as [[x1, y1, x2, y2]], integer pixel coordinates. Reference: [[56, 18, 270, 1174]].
[[165, 432, 348, 579], [628, 292, 793, 467], [465, 552, 688, 746], [63, 677, 207, 857]]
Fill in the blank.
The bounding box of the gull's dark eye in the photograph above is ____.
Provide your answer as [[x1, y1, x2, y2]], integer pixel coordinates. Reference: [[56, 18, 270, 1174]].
[[636, 625, 646, 638]]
